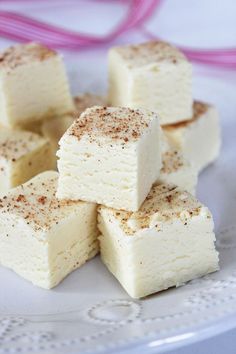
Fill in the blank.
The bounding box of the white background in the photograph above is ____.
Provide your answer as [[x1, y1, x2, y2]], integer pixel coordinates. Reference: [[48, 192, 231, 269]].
[[0, 1, 235, 353]]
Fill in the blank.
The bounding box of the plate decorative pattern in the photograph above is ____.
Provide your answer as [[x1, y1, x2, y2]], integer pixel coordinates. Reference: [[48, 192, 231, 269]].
[[1, 229, 236, 353], [0, 73, 236, 354]]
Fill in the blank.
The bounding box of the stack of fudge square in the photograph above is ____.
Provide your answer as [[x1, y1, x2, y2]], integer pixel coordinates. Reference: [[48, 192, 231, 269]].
[[0, 41, 221, 298]]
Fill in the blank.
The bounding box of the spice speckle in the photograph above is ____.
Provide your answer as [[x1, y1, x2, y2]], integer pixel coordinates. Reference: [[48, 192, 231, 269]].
[[0, 43, 56, 71], [99, 184, 209, 236], [0, 172, 84, 233], [113, 41, 187, 68], [67, 106, 156, 143], [0, 128, 48, 162], [161, 150, 184, 174]]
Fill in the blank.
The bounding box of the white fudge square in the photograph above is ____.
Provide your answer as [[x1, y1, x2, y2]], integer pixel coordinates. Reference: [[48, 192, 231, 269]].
[[158, 149, 198, 195], [98, 184, 219, 299], [57, 106, 162, 211], [0, 128, 53, 194], [108, 41, 193, 125], [0, 43, 74, 127], [163, 101, 221, 172], [0, 171, 98, 289]]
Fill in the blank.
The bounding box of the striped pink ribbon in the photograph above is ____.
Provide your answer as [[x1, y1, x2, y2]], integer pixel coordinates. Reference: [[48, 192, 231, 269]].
[[0, 0, 235, 68], [0, 1, 160, 48]]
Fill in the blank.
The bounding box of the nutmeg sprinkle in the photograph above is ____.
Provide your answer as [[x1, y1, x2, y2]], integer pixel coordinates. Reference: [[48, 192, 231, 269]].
[[161, 150, 185, 174], [113, 41, 187, 68], [99, 184, 208, 236], [0, 43, 56, 71], [67, 106, 156, 143], [0, 128, 48, 162], [0, 172, 83, 233]]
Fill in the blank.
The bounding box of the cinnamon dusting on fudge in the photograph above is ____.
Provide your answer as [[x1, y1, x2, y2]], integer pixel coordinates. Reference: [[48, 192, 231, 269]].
[[0, 129, 49, 162], [0, 43, 56, 71], [68, 106, 156, 143], [113, 41, 187, 67], [16, 194, 26, 203], [37, 196, 47, 205], [161, 150, 184, 174], [99, 184, 207, 236], [0, 173, 82, 232]]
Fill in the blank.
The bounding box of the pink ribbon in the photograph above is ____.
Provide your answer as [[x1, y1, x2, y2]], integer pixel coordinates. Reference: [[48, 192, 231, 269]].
[[0, 0, 235, 69], [0, 1, 160, 47]]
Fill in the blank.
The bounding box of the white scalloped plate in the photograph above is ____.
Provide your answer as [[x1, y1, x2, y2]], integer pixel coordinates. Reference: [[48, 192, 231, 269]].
[[0, 56, 236, 354]]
